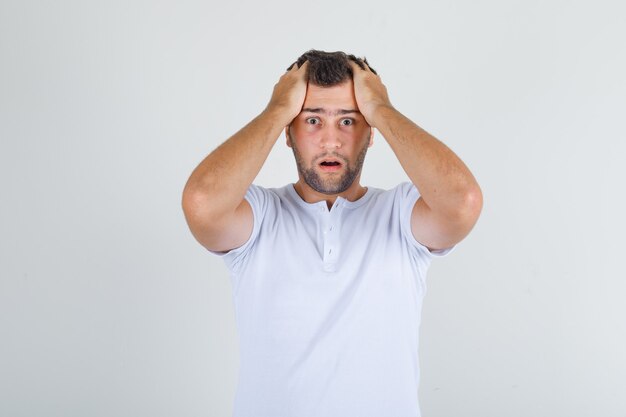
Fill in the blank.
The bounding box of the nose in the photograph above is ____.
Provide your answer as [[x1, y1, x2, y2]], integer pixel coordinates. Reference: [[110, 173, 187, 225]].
[[319, 126, 342, 149]]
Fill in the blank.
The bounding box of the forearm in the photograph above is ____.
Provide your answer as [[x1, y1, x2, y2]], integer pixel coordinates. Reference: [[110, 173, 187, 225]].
[[373, 106, 482, 216], [183, 61, 309, 225], [182, 106, 290, 218]]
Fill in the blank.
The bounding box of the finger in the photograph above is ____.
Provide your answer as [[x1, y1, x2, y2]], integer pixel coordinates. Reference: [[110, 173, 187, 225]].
[[362, 59, 379, 76], [297, 59, 309, 71], [348, 59, 364, 74], [348, 59, 361, 69]]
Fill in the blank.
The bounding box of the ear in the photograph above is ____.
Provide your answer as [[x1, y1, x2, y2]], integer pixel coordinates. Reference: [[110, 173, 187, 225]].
[[285, 125, 292, 147], [368, 127, 375, 147]]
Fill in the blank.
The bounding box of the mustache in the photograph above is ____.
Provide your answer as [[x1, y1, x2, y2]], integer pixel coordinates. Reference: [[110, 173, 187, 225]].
[[312, 152, 349, 164]]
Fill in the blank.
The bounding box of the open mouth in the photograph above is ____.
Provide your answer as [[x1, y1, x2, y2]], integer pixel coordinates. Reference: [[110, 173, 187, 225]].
[[318, 159, 343, 172]]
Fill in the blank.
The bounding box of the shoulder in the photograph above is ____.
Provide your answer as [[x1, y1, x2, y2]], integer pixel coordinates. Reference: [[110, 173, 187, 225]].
[[243, 183, 308, 224], [244, 183, 288, 208], [363, 182, 419, 207], [391, 182, 420, 199], [350, 183, 418, 224]]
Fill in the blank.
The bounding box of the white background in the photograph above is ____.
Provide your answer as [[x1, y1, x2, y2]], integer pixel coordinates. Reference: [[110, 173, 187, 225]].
[[1, 0, 625, 416]]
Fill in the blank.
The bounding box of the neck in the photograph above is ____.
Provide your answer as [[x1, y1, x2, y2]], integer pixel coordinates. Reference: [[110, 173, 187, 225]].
[[293, 179, 367, 209]]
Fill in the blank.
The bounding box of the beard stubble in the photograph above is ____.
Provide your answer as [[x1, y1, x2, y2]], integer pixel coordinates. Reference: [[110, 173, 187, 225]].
[[289, 130, 370, 195]]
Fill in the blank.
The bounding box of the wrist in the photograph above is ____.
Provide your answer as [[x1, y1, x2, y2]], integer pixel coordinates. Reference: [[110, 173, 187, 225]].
[[262, 104, 297, 128], [366, 103, 397, 128]]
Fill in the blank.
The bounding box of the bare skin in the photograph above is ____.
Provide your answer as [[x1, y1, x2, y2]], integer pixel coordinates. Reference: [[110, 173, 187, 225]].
[[181, 62, 309, 252], [182, 59, 482, 253], [286, 79, 373, 209], [347, 60, 483, 250]]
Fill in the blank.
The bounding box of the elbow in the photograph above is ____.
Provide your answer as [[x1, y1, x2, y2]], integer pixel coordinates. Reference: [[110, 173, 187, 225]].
[[181, 187, 216, 223], [181, 185, 234, 228], [181, 189, 204, 224], [457, 183, 483, 227], [181, 181, 202, 215], [181, 177, 219, 217]]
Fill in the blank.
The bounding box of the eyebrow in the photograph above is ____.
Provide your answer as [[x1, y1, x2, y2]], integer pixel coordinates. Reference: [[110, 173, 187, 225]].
[[301, 107, 360, 116]]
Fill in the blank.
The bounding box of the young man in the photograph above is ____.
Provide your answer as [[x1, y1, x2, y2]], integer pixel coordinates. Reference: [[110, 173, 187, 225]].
[[182, 50, 482, 417]]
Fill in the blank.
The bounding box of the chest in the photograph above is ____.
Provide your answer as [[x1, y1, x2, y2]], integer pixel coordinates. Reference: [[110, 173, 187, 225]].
[[263, 203, 403, 273]]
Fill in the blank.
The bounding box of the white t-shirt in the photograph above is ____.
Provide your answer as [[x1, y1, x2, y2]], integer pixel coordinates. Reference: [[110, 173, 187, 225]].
[[217, 182, 450, 417]]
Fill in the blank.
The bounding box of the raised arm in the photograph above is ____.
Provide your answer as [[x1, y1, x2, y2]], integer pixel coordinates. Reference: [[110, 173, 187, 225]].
[[181, 62, 309, 252], [348, 61, 482, 251]]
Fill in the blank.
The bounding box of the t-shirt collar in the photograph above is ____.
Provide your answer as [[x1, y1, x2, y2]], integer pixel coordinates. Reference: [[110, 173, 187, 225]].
[[286, 183, 375, 211]]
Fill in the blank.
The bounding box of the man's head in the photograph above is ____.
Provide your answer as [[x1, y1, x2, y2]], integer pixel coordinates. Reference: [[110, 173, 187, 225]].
[[287, 50, 377, 87], [286, 50, 375, 196]]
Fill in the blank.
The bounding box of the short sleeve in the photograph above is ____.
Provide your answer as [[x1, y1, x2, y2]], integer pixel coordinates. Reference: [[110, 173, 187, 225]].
[[211, 184, 271, 273], [396, 182, 455, 258]]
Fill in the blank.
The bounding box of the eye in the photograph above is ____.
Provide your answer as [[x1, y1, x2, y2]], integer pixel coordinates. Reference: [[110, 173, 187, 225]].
[[340, 118, 354, 126], [306, 117, 321, 125]]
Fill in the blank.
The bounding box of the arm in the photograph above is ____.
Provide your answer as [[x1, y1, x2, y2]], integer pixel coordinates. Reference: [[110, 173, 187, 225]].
[[349, 61, 483, 251], [181, 62, 309, 252]]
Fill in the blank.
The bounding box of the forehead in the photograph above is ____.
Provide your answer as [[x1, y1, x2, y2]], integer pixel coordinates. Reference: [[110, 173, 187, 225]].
[[302, 80, 357, 112]]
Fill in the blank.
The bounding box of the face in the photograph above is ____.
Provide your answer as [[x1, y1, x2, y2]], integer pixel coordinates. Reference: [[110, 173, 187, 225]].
[[286, 79, 373, 195]]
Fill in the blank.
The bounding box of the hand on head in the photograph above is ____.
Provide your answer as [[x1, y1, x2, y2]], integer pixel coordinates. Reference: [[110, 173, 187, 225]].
[[266, 60, 309, 123], [348, 59, 393, 127], [265, 55, 392, 129]]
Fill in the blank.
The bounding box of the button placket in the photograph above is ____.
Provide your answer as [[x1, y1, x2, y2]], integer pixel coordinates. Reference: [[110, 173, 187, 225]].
[[322, 202, 342, 269]]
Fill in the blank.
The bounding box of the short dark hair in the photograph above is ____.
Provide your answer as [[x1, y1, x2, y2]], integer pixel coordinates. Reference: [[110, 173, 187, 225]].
[[287, 49, 377, 86]]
